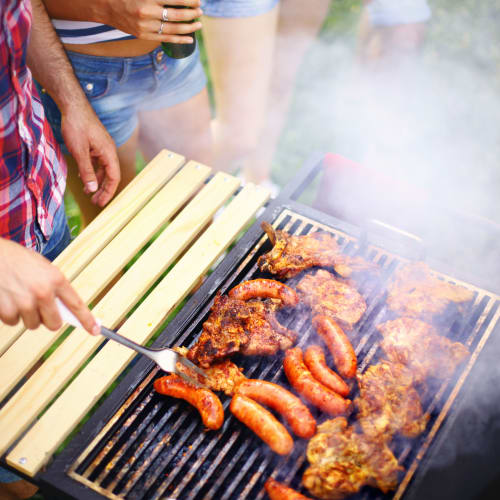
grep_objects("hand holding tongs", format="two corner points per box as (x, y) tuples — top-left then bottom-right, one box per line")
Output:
(55, 299), (206, 387)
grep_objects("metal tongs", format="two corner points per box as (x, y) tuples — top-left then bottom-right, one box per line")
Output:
(55, 299), (206, 387)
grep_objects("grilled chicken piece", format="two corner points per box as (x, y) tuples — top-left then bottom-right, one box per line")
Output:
(303, 417), (402, 500)
(175, 347), (247, 396)
(378, 317), (469, 383)
(297, 270), (366, 330)
(355, 361), (429, 441)
(387, 262), (474, 322)
(187, 293), (297, 368)
(258, 222), (378, 279)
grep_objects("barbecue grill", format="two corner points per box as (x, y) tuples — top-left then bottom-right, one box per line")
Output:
(2, 152), (500, 500)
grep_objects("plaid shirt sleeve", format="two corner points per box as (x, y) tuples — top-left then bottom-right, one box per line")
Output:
(0, 0), (66, 251)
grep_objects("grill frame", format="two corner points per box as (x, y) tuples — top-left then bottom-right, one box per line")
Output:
(40, 155), (500, 500)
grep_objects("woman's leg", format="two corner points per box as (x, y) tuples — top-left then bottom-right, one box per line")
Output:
(65, 126), (139, 228)
(201, 6), (279, 175)
(137, 88), (213, 165)
(243, 0), (331, 184)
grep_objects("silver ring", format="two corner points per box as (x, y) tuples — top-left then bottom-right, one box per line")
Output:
(162, 7), (168, 22)
(158, 20), (165, 34)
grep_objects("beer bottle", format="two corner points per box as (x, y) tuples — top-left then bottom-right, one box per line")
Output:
(161, 5), (197, 59)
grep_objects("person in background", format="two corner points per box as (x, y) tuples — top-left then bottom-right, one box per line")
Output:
(40, 0), (212, 227)
(1, 0), (120, 497)
(200, 0), (280, 193)
(358, 0), (431, 64)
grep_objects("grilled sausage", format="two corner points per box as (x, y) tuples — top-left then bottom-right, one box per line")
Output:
(283, 347), (351, 416)
(312, 315), (357, 379)
(230, 394), (294, 455)
(264, 478), (313, 500)
(304, 345), (350, 397)
(228, 279), (299, 307)
(235, 379), (316, 438)
(154, 375), (224, 430)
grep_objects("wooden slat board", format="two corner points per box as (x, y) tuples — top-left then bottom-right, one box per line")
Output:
(0, 169), (245, 457)
(0, 160), (209, 401)
(8, 182), (270, 477)
(0, 150), (185, 355)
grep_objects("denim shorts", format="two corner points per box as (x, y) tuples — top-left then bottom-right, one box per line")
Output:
(366, 0), (431, 26)
(38, 45), (206, 151)
(35, 201), (71, 261)
(202, 0), (279, 17)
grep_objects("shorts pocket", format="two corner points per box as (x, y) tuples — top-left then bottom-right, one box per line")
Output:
(79, 75), (111, 100)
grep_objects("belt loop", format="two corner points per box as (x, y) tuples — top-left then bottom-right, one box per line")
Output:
(119, 58), (130, 83)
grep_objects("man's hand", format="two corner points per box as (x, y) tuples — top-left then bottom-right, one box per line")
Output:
(44, 0), (203, 44)
(61, 103), (120, 207)
(0, 239), (99, 334)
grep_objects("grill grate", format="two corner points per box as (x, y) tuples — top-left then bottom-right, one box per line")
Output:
(62, 209), (500, 500)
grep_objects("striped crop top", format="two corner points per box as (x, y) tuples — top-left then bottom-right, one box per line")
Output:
(51, 20), (135, 44)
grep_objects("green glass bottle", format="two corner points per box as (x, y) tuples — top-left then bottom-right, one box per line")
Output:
(161, 5), (197, 59)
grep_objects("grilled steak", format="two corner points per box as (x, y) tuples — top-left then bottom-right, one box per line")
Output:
(187, 293), (297, 368)
(297, 270), (366, 330)
(258, 222), (377, 279)
(386, 262), (474, 321)
(378, 317), (469, 383)
(303, 417), (402, 500)
(355, 361), (429, 441)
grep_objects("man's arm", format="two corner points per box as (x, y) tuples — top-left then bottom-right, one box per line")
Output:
(27, 0), (120, 207)
(0, 238), (98, 334)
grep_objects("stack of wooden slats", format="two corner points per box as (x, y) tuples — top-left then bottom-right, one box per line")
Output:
(0, 150), (269, 479)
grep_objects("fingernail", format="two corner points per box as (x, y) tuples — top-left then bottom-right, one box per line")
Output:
(92, 324), (101, 336)
(86, 181), (98, 193)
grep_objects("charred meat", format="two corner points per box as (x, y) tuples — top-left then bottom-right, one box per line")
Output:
(297, 270), (366, 330)
(386, 262), (474, 322)
(355, 361), (429, 441)
(258, 222), (377, 279)
(303, 417), (402, 500)
(187, 292), (297, 368)
(378, 317), (469, 383)
(175, 347), (247, 396)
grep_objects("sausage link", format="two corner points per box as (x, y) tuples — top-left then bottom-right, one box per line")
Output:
(312, 315), (357, 379)
(235, 379), (316, 438)
(265, 478), (313, 500)
(304, 345), (350, 397)
(228, 279), (299, 307)
(283, 347), (351, 416)
(230, 394), (294, 455)
(154, 375), (224, 430)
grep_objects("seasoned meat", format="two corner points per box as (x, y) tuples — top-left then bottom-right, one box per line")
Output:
(258, 222), (378, 279)
(297, 270), (366, 330)
(355, 361), (429, 441)
(303, 417), (402, 500)
(387, 262), (474, 321)
(175, 347), (247, 396)
(378, 317), (469, 383)
(187, 293), (297, 368)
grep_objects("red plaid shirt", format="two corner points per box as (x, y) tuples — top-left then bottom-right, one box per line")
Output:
(0, 0), (66, 250)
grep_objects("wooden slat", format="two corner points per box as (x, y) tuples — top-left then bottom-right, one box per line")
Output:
(0, 161), (210, 401)
(0, 149), (184, 354)
(7, 182), (270, 476)
(0, 172), (242, 459)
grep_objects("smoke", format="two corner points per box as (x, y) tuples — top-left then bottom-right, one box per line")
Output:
(269, 3), (500, 495)
(273, 1), (500, 287)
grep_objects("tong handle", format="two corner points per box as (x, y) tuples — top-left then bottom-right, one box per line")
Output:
(55, 299), (153, 360)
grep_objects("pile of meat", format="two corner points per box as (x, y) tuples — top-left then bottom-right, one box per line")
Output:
(154, 222), (473, 500)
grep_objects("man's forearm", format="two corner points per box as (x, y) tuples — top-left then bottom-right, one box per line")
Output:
(27, 0), (89, 113)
